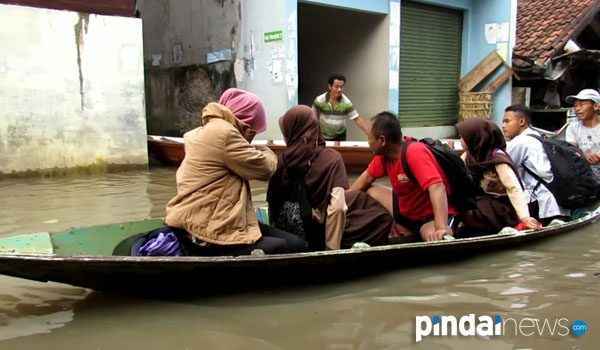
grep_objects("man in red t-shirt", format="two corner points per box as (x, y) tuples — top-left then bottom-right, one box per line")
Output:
(350, 111), (457, 241)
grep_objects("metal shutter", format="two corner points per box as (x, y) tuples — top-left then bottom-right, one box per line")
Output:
(399, 1), (462, 126)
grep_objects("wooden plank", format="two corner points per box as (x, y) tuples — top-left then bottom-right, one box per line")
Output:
(457, 51), (504, 92)
(482, 68), (514, 93)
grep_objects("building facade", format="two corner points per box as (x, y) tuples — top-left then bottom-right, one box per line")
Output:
(0, 2), (146, 177)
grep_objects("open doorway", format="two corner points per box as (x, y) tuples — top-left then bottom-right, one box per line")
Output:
(297, 2), (389, 140)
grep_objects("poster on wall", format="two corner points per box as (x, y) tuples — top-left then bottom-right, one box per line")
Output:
(496, 22), (509, 42)
(485, 23), (497, 44)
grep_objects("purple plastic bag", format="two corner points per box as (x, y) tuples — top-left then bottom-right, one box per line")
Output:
(138, 232), (182, 256)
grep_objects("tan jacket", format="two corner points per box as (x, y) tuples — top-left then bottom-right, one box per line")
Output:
(165, 103), (277, 245)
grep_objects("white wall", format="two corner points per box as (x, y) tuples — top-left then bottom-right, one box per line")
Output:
(0, 4), (147, 175)
(236, 0), (291, 141)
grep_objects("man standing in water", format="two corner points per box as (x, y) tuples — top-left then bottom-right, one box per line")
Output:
(312, 73), (368, 141)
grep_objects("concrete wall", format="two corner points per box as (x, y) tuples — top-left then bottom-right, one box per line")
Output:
(235, 0), (292, 140)
(137, 0), (240, 136)
(0, 4), (146, 177)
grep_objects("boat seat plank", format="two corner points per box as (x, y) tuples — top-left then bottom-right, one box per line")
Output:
(0, 232), (53, 255)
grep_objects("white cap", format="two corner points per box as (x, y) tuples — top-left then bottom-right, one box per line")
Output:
(566, 89), (600, 104)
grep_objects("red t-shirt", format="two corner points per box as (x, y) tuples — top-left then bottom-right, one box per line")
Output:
(366, 138), (458, 221)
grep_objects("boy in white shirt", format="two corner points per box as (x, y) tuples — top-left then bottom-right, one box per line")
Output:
(565, 88), (600, 179)
(503, 105), (570, 224)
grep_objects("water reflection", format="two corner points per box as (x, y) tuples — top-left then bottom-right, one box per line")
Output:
(0, 168), (599, 349)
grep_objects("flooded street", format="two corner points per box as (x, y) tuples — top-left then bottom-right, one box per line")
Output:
(0, 167), (599, 349)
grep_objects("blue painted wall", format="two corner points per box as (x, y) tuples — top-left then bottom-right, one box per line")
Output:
(469, 0), (513, 124)
(300, 0), (389, 14)
(400, 0), (513, 125)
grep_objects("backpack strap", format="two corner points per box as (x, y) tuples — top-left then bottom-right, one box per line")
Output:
(401, 140), (417, 183)
(522, 134), (550, 200)
(521, 163), (544, 203)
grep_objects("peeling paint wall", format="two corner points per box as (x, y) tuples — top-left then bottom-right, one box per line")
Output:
(138, 0), (240, 136)
(0, 4), (147, 177)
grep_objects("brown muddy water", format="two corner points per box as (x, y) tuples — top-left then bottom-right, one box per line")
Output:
(0, 166), (599, 349)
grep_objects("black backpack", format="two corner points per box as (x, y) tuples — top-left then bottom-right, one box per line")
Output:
(523, 134), (600, 209)
(401, 138), (481, 212)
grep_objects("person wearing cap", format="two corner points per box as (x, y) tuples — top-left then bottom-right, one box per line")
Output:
(565, 88), (600, 179)
(312, 73), (369, 141)
(164, 88), (307, 256)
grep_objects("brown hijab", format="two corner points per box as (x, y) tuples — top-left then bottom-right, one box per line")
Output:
(268, 105), (348, 209)
(456, 118), (519, 184)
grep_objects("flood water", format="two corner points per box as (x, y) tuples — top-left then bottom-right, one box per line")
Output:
(0, 166), (599, 349)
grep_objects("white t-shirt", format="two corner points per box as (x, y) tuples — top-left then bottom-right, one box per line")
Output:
(507, 128), (569, 219)
(565, 121), (600, 177)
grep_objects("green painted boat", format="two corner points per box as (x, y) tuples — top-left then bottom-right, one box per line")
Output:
(0, 210), (599, 296)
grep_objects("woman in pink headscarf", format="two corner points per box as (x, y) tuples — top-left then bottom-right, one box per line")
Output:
(164, 88), (306, 256)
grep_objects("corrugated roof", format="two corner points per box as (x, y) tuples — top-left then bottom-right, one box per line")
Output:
(514, 0), (600, 69)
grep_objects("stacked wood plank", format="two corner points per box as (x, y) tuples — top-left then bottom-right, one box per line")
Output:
(457, 51), (515, 121)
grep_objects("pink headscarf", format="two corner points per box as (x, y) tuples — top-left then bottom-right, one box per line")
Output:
(218, 88), (267, 133)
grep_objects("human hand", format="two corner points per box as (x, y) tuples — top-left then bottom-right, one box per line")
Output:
(242, 128), (257, 143)
(422, 227), (453, 242)
(521, 216), (542, 230)
(585, 153), (600, 164)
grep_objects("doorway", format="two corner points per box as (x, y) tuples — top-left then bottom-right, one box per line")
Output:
(297, 2), (389, 140)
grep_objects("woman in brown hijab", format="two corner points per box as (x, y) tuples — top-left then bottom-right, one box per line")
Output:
(456, 118), (541, 234)
(267, 105), (393, 250)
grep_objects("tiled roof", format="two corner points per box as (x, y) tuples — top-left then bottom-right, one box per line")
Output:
(514, 0), (600, 68)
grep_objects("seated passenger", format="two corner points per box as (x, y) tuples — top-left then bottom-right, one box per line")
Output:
(164, 88), (306, 256)
(350, 111), (456, 242)
(456, 118), (542, 234)
(503, 105), (570, 225)
(565, 89), (600, 180)
(267, 105), (393, 250)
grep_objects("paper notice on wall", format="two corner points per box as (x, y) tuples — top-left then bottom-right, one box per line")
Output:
(496, 43), (508, 61)
(286, 73), (297, 101)
(485, 23), (497, 44)
(272, 59), (283, 83)
(497, 22), (509, 42)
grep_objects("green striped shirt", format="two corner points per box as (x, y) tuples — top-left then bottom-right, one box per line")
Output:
(312, 92), (359, 138)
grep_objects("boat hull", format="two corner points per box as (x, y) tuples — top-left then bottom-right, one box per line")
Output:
(1, 212), (597, 296)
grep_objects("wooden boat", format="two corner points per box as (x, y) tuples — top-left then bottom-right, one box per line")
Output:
(148, 135), (375, 172)
(0, 208), (598, 296)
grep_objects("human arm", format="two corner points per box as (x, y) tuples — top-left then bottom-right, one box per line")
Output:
(224, 129), (278, 181)
(422, 182), (452, 241)
(350, 170), (376, 192)
(495, 163), (542, 230)
(324, 187), (347, 250)
(353, 117), (369, 136)
(585, 153), (600, 164)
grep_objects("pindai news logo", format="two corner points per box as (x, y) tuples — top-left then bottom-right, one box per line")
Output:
(415, 314), (587, 342)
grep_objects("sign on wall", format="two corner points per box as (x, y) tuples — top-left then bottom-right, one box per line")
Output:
(264, 30), (283, 43)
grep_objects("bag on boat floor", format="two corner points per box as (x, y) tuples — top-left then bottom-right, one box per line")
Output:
(401, 138), (481, 212)
(524, 134), (600, 209)
(113, 226), (189, 256)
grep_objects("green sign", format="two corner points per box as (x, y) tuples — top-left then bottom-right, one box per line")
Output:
(264, 30), (283, 43)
